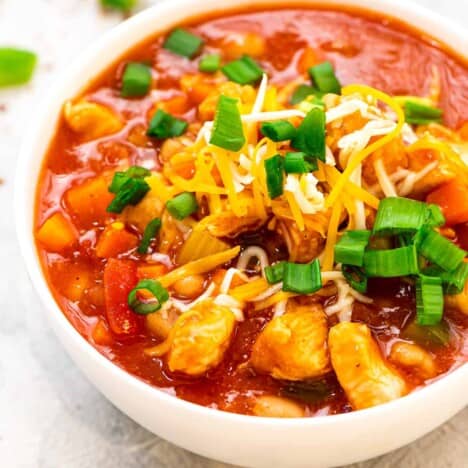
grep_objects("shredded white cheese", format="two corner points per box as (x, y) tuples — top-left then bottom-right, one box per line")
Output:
(284, 173), (325, 215)
(170, 282), (216, 313)
(219, 268), (249, 294)
(374, 158), (397, 197)
(237, 246), (270, 276)
(251, 73), (268, 114)
(213, 294), (244, 321)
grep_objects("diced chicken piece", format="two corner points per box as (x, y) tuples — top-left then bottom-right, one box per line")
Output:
(64, 100), (123, 141)
(276, 219), (325, 263)
(251, 303), (330, 381)
(389, 342), (437, 380)
(146, 300), (236, 376)
(252, 395), (305, 418)
(329, 322), (408, 410)
(362, 138), (408, 186)
(198, 81), (256, 121)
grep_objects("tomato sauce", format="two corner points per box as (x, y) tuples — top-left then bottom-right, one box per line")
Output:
(35, 7), (468, 416)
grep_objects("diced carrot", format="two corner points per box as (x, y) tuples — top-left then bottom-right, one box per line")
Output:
(137, 263), (169, 279)
(172, 159), (196, 179)
(95, 223), (139, 258)
(158, 94), (190, 115)
(92, 319), (114, 346)
(297, 47), (320, 74)
(103, 258), (140, 335)
(459, 121), (468, 141)
(36, 212), (77, 252)
(62, 267), (92, 302)
(65, 176), (114, 226)
(426, 178), (468, 226)
(222, 32), (266, 60)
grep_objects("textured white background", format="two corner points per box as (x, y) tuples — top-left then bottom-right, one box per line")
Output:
(0, 0), (467, 467)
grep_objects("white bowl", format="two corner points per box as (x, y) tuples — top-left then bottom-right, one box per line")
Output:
(15, 1), (468, 467)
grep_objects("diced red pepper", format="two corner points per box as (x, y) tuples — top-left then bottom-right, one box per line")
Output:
(456, 223), (468, 250)
(103, 259), (140, 336)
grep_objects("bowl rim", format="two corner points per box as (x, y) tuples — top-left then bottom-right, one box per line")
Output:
(15, 0), (468, 429)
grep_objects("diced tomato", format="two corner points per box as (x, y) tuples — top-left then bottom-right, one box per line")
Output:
(426, 178), (468, 226)
(103, 259), (140, 336)
(96, 223), (139, 258)
(158, 94), (190, 115)
(172, 160), (196, 179)
(456, 223), (468, 250)
(92, 319), (114, 346)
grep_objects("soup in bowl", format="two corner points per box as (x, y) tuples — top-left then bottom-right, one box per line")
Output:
(17, 0), (468, 466)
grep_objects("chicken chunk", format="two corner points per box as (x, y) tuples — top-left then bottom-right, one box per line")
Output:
(389, 342), (437, 380)
(252, 395), (305, 418)
(64, 100), (123, 141)
(146, 300), (236, 376)
(329, 322), (408, 410)
(251, 303), (330, 381)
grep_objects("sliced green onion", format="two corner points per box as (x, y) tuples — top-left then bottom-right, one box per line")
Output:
(426, 204), (445, 228)
(373, 197), (429, 235)
(404, 100), (443, 125)
(282, 260), (322, 294)
(298, 95), (325, 114)
(199, 54), (220, 73)
(418, 228), (466, 272)
(264, 261), (285, 284)
(363, 244), (419, 277)
(342, 265), (368, 293)
(163, 28), (204, 59)
(109, 166), (151, 193)
(0, 48), (37, 87)
(101, 0), (136, 11)
(308, 61), (341, 95)
(284, 152), (318, 174)
(121, 62), (152, 98)
(137, 218), (162, 254)
(401, 320), (450, 348)
(290, 84), (319, 105)
(128, 279), (169, 314)
(166, 192), (198, 220)
(209, 95), (245, 151)
(335, 230), (371, 267)
(291, 107), (326, 161)
(264, 154), (284, 199)
(147, 109), (188, 139)
(424, 262), (468, 295)
(260, 120), (297, 142)
(416, 275), (444, 325)
(221, 55), (264, 85)
(107, 178), (150, 213)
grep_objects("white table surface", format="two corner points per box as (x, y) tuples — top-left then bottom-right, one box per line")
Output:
(0, 0), (467, 466)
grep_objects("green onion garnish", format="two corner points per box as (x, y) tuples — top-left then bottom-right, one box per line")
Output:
(260, 120), (297, 142)
(101, 0), (136, 11)
(363, 244), (419, 277)
(121, 62), (152, 98)
(163, 28), (204, 59)
(166, 192), (198, 220)
(290, 84), (319, 105)
(402, 320), (450, 348)
(209, 95), (245, 151)
(264, 154), (284, 199)
(199, 54), (221, 73)
(298, 95), (325, 114)
(404, 100), (443, 125)
(137, 218), (162, 254)
(128, 279), (169, 314)
(221, 55), (264, 85)
(308, 61), (341, 95)
(334, 230), (371, 267)
(284, 152), (318, 174)
(107, 178), (150, 213)
(426, 204), (445, 228)
(147, 109), (188, 139)
(0, 48), (37, 87)
(424, 263), (468, 295)
(109, 166), (151, 193)
(373, 197), (431, 235)
(282, 260), (322, 294)
(416, 275), (444, 325)
(291, 107), (326, 161)
(418, 228), (466, 272)
(264, 261), (285, 284)
(342, 265), (368, 293)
